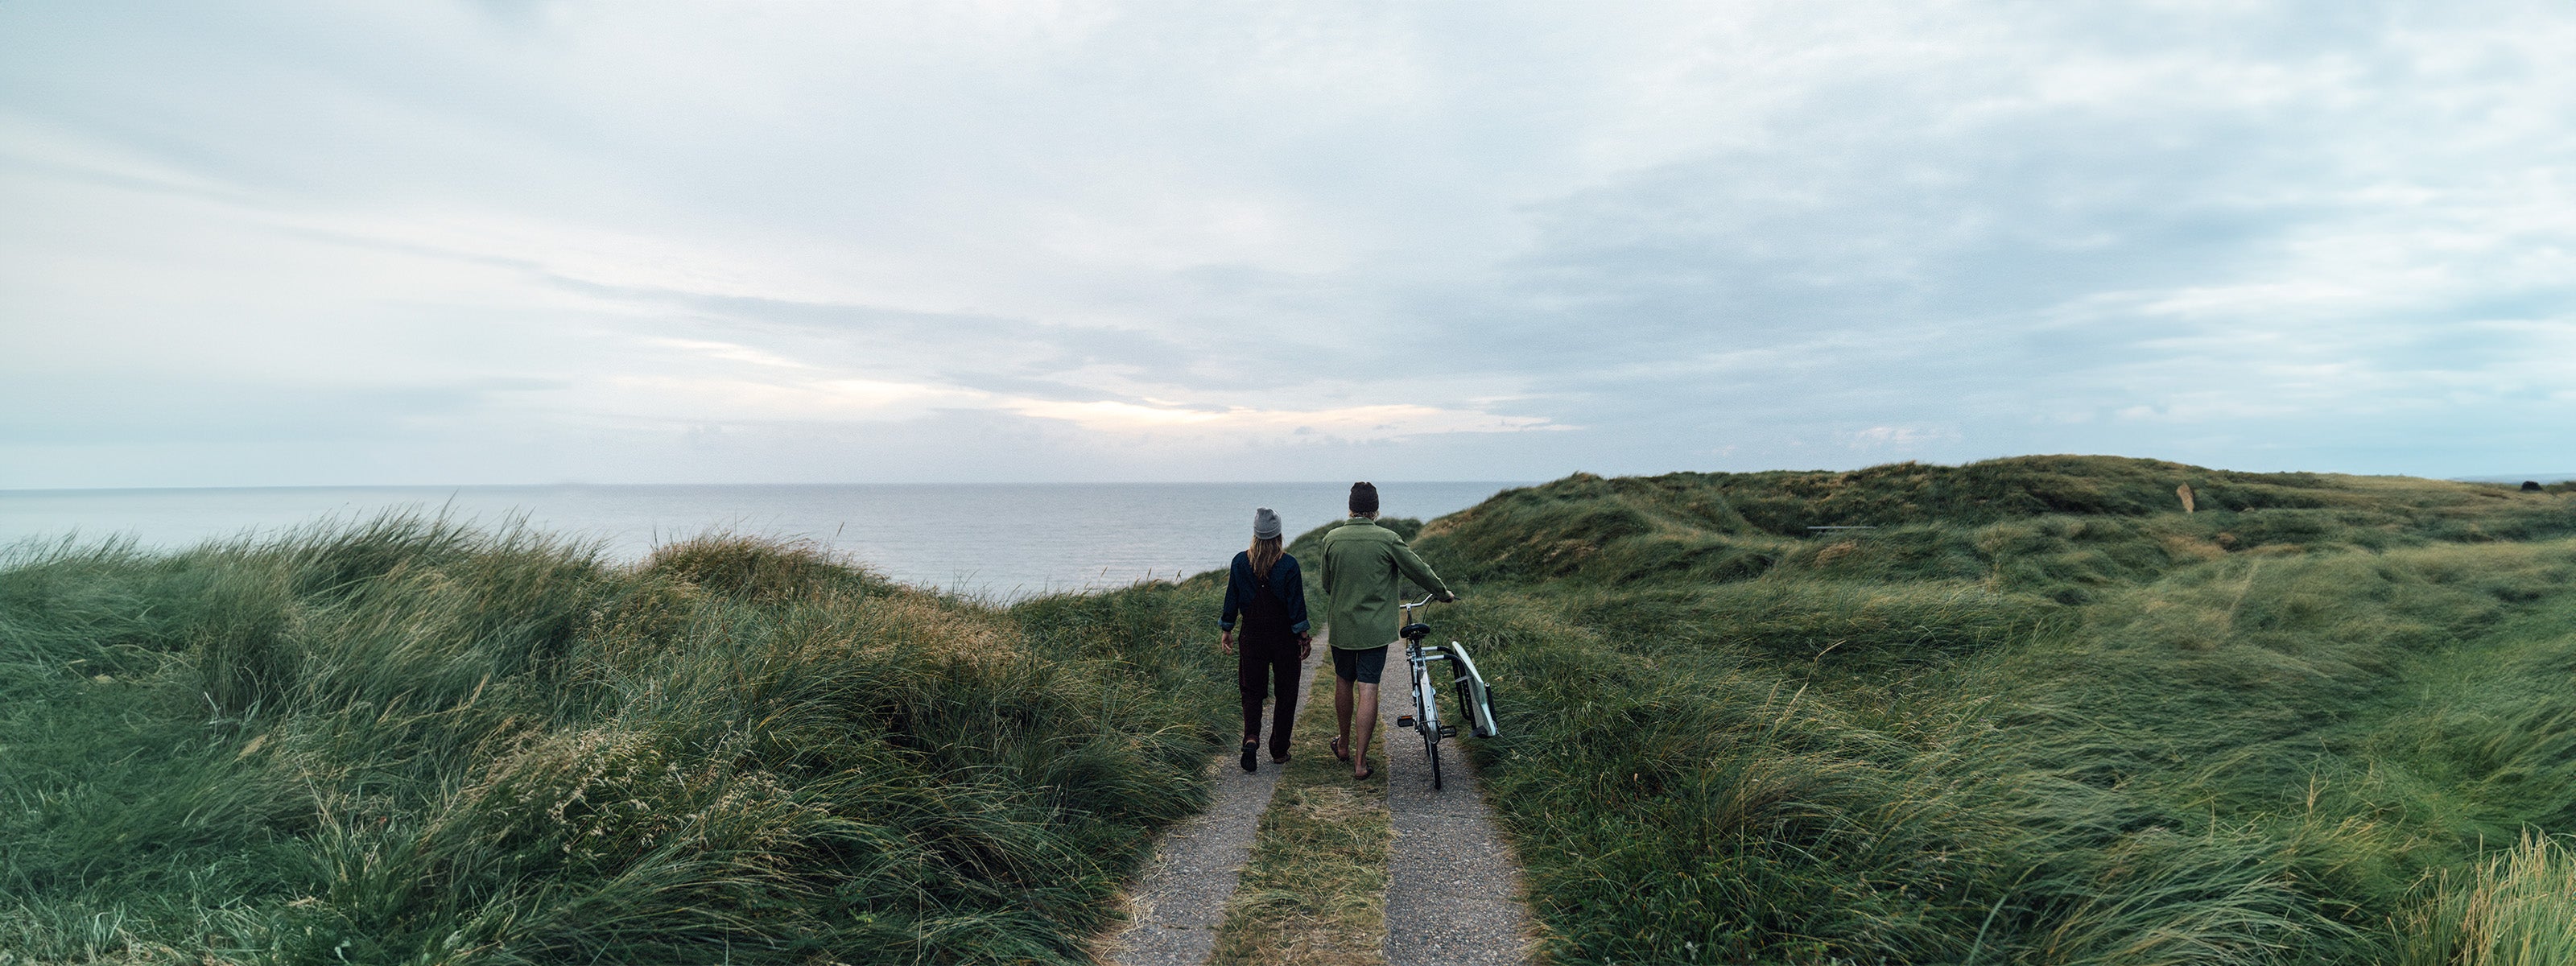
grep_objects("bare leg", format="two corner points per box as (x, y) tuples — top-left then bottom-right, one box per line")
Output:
(1334, 675), (1355, 753)
(1351, 681), (1379, 777)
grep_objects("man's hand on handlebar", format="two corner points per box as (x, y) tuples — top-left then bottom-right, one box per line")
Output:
(1439, 591), (1459, 603)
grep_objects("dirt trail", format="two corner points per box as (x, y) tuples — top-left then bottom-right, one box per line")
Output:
(1376, 646), (1536, 966)
(1104, 645), (1324, 966)
(1106, 633), (1538, 966)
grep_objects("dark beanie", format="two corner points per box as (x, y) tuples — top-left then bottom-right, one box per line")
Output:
(1349, 481), (1380, 515)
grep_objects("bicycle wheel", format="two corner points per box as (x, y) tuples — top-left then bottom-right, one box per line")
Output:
(1417, 667), (1443, 790)
(1424, 726), (1443, 790)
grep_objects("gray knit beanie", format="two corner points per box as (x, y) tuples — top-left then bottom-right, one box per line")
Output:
(1253, 507), (1282, 540)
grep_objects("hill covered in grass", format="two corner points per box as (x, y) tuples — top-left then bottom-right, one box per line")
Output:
(0, 518), (1233, 964)
(1422, 455), (2576, 592)
(1402, 456), (2576, 964)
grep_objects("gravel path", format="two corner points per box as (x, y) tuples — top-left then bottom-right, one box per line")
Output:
(1377, 646), (1536, 966)
(1103, 644), (1324, 966)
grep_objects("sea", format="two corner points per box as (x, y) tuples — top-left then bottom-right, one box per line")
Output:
(0, 482), (1523, 600)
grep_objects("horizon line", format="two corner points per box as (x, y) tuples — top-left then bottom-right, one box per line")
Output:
(0, 479), (1546, 496)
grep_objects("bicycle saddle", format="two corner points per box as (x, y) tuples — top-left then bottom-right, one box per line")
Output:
(1399, 621), (1432, 641)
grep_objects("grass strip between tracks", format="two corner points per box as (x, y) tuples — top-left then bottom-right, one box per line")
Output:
(1210, 667), (1392, 966)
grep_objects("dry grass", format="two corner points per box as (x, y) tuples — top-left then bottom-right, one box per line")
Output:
(1210, 670), (1392, 966)
(2400, 832), (2576, 966)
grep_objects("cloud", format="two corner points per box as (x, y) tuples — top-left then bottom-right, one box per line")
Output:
(642, 338), (812, 370)
(584, 374), (979, 423)
(1002, 398), (1558, 440)
(3, 1), (2574, 485)
(1846, 425), (1963, 451)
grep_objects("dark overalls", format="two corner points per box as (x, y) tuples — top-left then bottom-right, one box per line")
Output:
(1223, 552), (1309, 758)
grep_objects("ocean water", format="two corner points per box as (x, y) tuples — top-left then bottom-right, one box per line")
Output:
(0, 482), (1522, 599)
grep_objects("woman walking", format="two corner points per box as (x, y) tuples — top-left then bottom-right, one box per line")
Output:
(1220, 507), (1313, 772)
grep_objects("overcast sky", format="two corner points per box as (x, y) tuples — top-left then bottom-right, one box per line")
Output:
(5, 2), (2572, 488)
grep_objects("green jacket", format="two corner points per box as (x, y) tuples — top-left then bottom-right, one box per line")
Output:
(1319, 517), (1453, 650)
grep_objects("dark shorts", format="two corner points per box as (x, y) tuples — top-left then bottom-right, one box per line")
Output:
(1331, 644), (1390, 684)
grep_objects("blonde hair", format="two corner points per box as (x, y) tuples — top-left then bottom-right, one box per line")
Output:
(1247, 535), (1284, 579)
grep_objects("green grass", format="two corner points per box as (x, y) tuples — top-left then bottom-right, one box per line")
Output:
(0, 517), (1236, 964)
(18, 456), (2576, 964)
(1397, 456), (2576, 964)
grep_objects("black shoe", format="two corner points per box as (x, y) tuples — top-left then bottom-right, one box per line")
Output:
(1241, 741), (1259, 773)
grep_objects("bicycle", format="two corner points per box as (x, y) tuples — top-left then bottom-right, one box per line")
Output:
(1391, 592), (1499, 791)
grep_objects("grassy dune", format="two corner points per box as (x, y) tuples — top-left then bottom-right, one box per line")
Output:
(1397, 456), (2576, 964)
(0, 517), (1232, 964)
(16, 457), (2576, 965)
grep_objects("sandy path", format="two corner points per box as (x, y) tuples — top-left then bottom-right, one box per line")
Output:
(1377, 645), (1536, 966)
(1104, 643), (1325, 966)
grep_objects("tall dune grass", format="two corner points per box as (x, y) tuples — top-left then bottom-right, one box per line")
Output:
(0, 515), (1232, 964)
(1407, 456), (2576, 963)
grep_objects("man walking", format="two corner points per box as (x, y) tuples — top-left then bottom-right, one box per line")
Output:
(1319, 481), (1456, 780)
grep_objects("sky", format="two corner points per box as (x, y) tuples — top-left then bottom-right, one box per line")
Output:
(4, 1), (2573, 488)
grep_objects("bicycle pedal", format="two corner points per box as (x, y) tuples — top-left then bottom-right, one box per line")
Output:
(1439, 724), (1458, 737)
(1396, 715), (1415, 728)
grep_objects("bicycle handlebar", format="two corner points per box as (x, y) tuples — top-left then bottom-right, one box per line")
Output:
(1400, 592), (1456, 613)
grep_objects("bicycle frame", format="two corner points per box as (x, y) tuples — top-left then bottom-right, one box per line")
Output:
(1397, 594), (1499, 791)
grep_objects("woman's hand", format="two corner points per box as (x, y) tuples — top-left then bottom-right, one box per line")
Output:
(1220, 630), (1235, 655)
(1297, 634), (1313, 661)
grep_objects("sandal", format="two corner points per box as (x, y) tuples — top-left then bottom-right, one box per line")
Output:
(1241, 741), (1259, 773)
(1271, 751), (1290, 765)
(1331, 736), (1350, 762)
